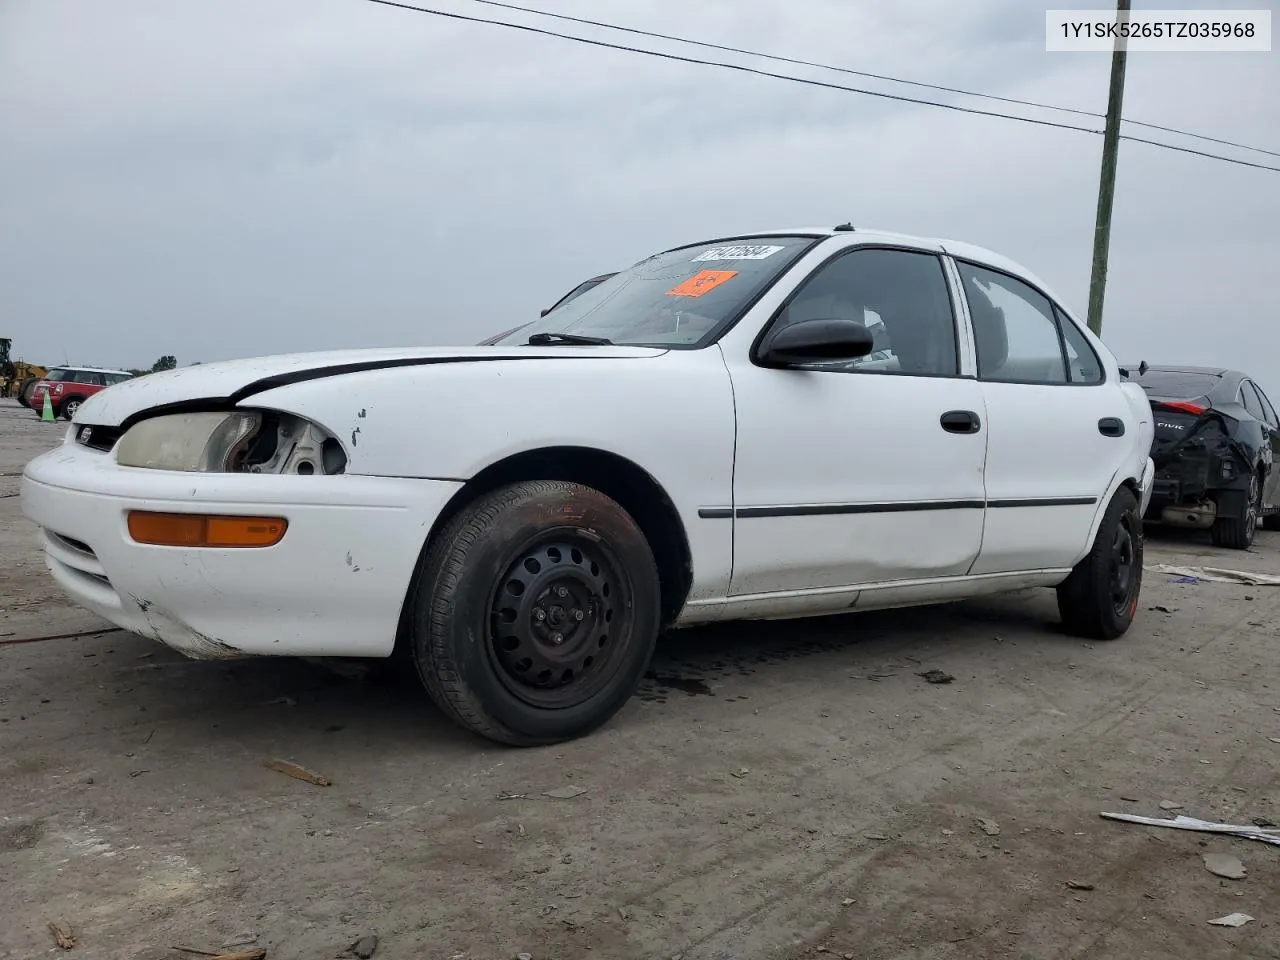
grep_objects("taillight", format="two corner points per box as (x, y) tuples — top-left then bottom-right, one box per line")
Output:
(52, 383), (64, 396)
(1159, 400), (1205, 416)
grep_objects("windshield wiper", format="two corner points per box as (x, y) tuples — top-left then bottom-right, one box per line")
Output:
(527, 332), (613, 345)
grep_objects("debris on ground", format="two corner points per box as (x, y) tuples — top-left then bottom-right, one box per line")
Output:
(340, 934), (379, 958)
(1065, 881), (1095, 891)
(863, 833), (890, 841)
(48, 920), (75, 950)
(1159, 800), (1183, 811)
(1100, 811), (1280, 847)
(840, 898), (856, 906)
(264, 758), (332, 787)
(917, 670), (954, 685)
(1252, 817), (1276, 828)
(1150, 605), (1174, 613)
(543, 785), (587, 799)
(1207, 913), (1254, 927)
(221, 934), (258, 950)
(730, 768), (750, 779)
(173, 948), (267, 960)
(977, 818), (1001, 837)
(1153, 564), (1280, 586)
(267, 697), (296, 707)
(517, 953), (534, 960)
(1203, 853), (1247, 880)
(495, 791), (527, 801)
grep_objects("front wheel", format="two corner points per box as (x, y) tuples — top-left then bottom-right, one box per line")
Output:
(1057, 486), (1143, 640)
(59, 397), (83, 421)
(1210, 472), (1260, 550)
(409, 480), (661, 746)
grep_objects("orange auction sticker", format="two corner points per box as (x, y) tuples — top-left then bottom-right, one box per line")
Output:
(665, 269), (737, 298)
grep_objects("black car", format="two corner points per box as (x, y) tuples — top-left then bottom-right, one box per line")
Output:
(477, 272), (618, 346)
(1121, 363), (1280, 549)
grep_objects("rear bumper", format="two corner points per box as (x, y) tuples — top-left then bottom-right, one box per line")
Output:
(21, 438), (463, 659)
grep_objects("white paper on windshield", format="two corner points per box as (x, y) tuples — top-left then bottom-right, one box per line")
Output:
(693, 244), (785, 262)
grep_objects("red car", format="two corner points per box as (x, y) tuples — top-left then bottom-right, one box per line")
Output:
(30, 366), (134, 420)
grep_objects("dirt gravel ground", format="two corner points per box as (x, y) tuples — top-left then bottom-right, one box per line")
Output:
(2, 398), (1279, 960)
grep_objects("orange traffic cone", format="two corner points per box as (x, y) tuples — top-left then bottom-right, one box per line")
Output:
(40, 390), (55, 422)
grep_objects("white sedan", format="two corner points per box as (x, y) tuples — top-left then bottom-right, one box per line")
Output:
(22, 225), (1155, 745)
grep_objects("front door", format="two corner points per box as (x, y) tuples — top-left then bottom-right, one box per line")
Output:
(954, 258), (1131, 574)
(724, 244), (989, 596)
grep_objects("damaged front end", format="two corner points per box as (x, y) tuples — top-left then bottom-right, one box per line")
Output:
(101, 409), (348, 476)
(1146, 400), (1252, 528)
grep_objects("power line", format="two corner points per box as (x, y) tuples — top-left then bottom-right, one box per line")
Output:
(360, 0), (1280, 174)
(463, 0), (1280, 162)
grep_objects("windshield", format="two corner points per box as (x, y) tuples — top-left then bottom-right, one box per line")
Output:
(491, 235), (819, 348)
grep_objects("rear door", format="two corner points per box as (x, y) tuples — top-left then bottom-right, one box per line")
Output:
(954, 258), (1134, 574)
(1241, 379), (1280, 508)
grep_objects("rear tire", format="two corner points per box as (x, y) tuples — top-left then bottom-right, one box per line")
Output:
(59, 397), (83, 421)
(409, 480), (661, 746)
(1057, 486), (1143, 640)
(1210, 472), (1259, 550)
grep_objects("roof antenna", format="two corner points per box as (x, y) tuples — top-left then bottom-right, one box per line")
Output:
(1139, 360), (1149, 375)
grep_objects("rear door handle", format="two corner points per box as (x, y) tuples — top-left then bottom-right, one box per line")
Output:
(1098, 417), (1125, 437)
(940, 410), (981, 434)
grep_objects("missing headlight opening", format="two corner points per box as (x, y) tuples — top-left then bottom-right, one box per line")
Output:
(114, 410), (347, 474)
(240, 412), (347, 475)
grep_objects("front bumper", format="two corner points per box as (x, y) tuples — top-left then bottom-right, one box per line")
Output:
(20, 436), (462, 659)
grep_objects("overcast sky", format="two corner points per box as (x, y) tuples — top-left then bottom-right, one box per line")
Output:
(2, 0), (1278, 389)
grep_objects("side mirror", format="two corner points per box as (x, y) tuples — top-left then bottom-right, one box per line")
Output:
(758, 318), (875, 368)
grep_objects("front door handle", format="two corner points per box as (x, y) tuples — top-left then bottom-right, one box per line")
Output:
(940, 410), (981, 434)
(1098, 417), (1126, 437)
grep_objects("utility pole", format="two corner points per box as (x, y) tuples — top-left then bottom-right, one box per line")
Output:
(1086, 0), (1130, 335)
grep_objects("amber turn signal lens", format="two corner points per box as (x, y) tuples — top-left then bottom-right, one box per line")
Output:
(126, 511), (287, 548)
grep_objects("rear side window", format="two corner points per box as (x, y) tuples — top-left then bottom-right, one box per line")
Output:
(1056, 310), (1104, 384)
(957, 261), (1066, 384)
(74, 371), (105, 386)
(1241, 381), (1267, 421)
(1254, 382), (1280, 428)
(105, 373), (131, 385)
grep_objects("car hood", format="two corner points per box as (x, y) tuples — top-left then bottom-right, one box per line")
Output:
(76, 345), (665, 427)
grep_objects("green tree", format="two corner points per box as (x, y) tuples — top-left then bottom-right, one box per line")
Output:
(151, 355), (177, 372)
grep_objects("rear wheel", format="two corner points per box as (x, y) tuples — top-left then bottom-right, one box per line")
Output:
(59, 397), (83, 421)
(1057, 486), (1143, 640)
(1210, 472), (1260, 550)
(409, 480), (661, 746)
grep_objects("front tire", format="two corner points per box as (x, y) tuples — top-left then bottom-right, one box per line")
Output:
(1057, 486), (1143, 640)
(409, 480), (661, 746)
(59, 397), (82, 421)
(1210, 471), (1260, 550)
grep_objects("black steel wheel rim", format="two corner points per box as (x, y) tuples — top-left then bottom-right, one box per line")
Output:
(1109, 517), (1137, 616)
(487, 529), (631, 709)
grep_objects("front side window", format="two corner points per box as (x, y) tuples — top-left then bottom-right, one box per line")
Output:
(764, 247), (958, 376)
(958, 261), (1067, 385)
(44, 368), (74, 382)
(489, 236), (818, 348)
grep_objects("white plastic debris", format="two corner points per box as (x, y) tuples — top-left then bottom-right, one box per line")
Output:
(1100, 812), (1280, 847)
(1207, 913), (1254, 927)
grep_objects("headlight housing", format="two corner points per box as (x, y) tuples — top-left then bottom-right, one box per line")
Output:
(115, 411), (347, 475)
